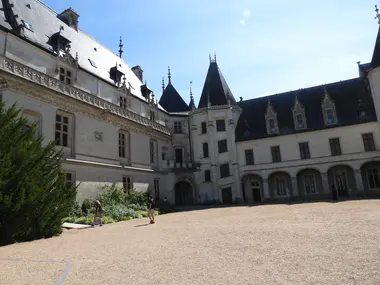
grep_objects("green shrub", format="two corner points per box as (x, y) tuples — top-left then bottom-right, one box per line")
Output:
(99, 185), (127, 206)
(126, 190), (150, 206)
(74, 216), (90, 225)
(0, 103), (77, 246)
(136, 210), (148, 217)
(102, 216), (116, 224)
(69, 202), (84, 217)
(123, 216), (133, 221)
(104, 204), (137, 221)
(62, 217), (76, 223)
(81, 199), (92, 215)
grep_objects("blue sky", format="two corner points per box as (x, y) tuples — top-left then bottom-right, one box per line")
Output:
(42, 0), (378, 105)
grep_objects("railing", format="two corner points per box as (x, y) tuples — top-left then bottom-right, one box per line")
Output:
(0, 55), (171, 135)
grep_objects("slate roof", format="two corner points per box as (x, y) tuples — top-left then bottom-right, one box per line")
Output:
(235, 78), (377, 142)
(198, 60), (237, 108)
(0, 0), (166, 111)
(159, 81), (190, 113)
(371, 25), (380, 69)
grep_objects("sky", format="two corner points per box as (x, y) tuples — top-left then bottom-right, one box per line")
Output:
(41, 0), (379, 106)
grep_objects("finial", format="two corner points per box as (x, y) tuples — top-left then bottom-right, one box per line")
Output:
(118, 36), (123, 58)
(145, 80), (147, 86)
(162, 77), (165, 93)
(168, 66), (171, 83)
(376, 5), (380, 23)
(209, 54), (212, 63)
(75, 52), (78, 62)
(190, 81), (193, 99)
(214, 50), (216, 62)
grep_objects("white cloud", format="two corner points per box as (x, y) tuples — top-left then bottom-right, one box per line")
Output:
(242, 9), (251, 18)
(239, 19), (245, 25)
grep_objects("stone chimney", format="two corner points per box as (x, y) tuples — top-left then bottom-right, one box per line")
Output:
(132, 65), (144, 82)
(58, 8), (79, 31)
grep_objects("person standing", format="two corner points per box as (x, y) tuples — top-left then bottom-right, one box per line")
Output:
(92, 200), (103, 227)
(147, 196), (155, 224)
(331, 184), (338, 201)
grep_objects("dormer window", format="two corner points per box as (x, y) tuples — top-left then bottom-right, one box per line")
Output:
(321, 86), (338, 126)
(292, 96), (307, 130)
(59, 67), (72, 85)
(21, 20), (33, 32)
(265, 100), (279, 135)
(110, 65), (124, 86)
(48, 32), (71, 53)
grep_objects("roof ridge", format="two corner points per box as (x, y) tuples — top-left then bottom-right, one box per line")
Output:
(240, 77), (361, 103)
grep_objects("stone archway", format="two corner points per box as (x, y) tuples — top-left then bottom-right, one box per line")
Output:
(268, 171), (292, 200)
(327, 165), (356, 197)
(241, 174), (263, 203)
(175, 181), (194, 206)
(360, 161), (380, 196)
(296, 168), (323, 199)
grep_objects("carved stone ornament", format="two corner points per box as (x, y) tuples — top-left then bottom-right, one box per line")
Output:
(265, 100), (279, 134)
(94, 131), (103, 141)
(292, 95), (307, 130)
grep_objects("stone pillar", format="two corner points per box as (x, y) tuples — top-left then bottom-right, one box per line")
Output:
(262, 179), (270, 200)
(321, 173), (330, 195)
(291, 177), (298, 197)
(354, 169), (364, 192)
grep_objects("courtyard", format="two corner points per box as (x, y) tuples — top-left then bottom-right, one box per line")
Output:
(0, 200), (379, 285)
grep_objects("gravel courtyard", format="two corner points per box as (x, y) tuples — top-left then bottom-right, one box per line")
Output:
(0, 200), (379, 285)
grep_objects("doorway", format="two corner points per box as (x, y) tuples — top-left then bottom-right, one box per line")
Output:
(175, 181), (193, 205)
(222, 187), (233, 204)
(334, 171), (349, 197)
(175, 148), (183, 163)
(251, 180), (262, 202)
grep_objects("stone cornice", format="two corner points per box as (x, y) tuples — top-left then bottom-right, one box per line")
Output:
(0, 55), (171, 136)
(189, 104), (242, 115)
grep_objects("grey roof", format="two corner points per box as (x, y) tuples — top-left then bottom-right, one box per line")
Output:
(198, 60), (237, 108)
(1, 0), (166, 111)
(159, 81), (190, 113)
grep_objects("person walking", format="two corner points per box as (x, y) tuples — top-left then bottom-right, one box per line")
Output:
(147, 196), (155, 224)
(92, 200), (103, 227)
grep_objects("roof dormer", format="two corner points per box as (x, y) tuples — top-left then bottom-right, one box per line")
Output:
(110, 64), (124, 86)
(57, 8), (79, 31)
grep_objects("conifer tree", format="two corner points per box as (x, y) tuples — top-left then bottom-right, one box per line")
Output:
(0, 102), (76, 245)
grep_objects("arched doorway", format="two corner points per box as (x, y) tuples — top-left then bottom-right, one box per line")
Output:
(241, 174), (263, 203)
(296, 169), (323, 199)
(175, 181), (193, 206)
(327, 165), (355, 197)
(268, 171), (292, 200)
(361, 161), (380, 195)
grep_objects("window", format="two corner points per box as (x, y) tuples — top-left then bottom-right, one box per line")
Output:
(22, 110), (41, 138)
(161, 147), (168, 161)
(303, 174), (316, 194)
(204, 170), (211, 182)
(203, 142), (209, 158)
(299, 142), (310, 159)
(268, 119), (276, 133)
(122, 176), (132, 193)
(325, 108), (336, 125)
(88, 58), (97, 68)
(119, 96), (128, 109)
(275, 177), (287, 196)
(150, 140), (156, 163)
(271, 146), (281, 163)
(65, 172), (75, 188)
(216, 120), (226, 132)
(366, 168), (380, 189)
(218, 139), (228, 153)
(55, 113), (69, 147)
(220, 163), (230, 178)
(245, 149), (254, 165)
(21, 20), (33, 32)
(174, 121), (182, 133)
(329, 138), (342, 156)
(201, 122), (207, 134)
(118, 131), (130, 160)
(154, 178), (160, 201)
(362, 133), (376, 152)
(59, 67), (72, 85)
(149, 110), (155, 122)
(295, 114), (304, 129)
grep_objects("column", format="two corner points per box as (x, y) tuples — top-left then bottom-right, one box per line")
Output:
(291, 177), (298, 198)
(262, 179), (270, 200)
(321, 173), (329, 195)
(354, 169), (364, 193)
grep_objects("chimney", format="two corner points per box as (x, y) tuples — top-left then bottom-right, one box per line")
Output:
(58, 8), (79, 31)
(132, 65), (144, 82)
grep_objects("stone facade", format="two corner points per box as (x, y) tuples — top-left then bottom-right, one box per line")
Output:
(1, 1), (380, 205)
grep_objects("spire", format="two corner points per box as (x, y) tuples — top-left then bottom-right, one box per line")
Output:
(118, 36), (123, 58)
(189, 81), (196, 110)
(209, 53), (212, 63)
(162, 77), (165, 93)
(214, 50), (217, 62)
(376, 5), (380, 23)
(168, 66), (171, 83)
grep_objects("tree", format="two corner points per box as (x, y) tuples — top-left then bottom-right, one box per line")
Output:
(0, 102), (77, 245)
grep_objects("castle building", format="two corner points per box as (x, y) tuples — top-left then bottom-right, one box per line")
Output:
(1, 0), (380, 204)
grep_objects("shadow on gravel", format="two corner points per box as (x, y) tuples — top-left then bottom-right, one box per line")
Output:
(134, 224), (150, 228)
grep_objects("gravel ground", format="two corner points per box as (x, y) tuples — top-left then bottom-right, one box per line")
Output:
(0, 200), (380, 285)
